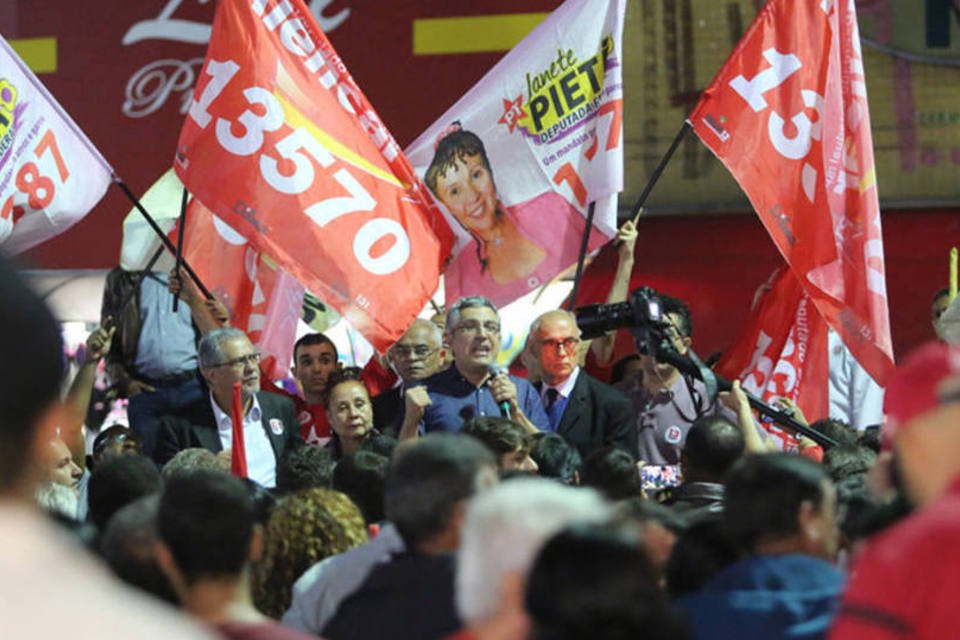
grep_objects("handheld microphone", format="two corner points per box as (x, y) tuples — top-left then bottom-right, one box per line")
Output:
(487, 364), (512, 419)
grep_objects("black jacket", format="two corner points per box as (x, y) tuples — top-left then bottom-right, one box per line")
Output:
(536, 371), (637, 459)
(155, 391), (303, 466)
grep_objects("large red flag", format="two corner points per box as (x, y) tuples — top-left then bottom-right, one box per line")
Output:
(174, 0), (453, 352)
(179, 199), (304, 380)
(716, 268), (830, 451)
(688, 0), (893, 384)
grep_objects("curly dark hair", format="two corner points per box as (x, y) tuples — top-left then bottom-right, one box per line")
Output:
(252, 489), (368, 618)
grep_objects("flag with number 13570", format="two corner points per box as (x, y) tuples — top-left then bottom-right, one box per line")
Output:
(174, 0), (453, 352)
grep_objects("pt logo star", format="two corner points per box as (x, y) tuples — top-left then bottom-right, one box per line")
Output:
(498, 95), (527, 133)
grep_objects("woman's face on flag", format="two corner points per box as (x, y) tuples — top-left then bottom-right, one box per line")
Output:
(434, 153), (498, 234)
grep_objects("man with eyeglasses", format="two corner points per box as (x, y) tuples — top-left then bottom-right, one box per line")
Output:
(372, 319), (445, 437)
(528, 309), (636, 458)
(155, 328), (303, 486)
(417, 297), (549, 436)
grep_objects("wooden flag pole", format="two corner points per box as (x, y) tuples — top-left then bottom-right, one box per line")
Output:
(566, 200), (597, 311)
(630, 121), (692, 224)
(172, 186), (189, 312)
(113, 177), (213, 300)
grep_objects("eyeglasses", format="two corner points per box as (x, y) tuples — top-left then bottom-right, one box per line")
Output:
(540, 337), (580, 353)
(390, 344), (438, 359)
(455, 321), (501, 336)
(212, 352), (261, 369)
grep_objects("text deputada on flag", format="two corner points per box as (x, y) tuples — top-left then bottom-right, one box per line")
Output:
(716, 268), (830, 451)
(687, 0), (894, 385)
(405, 0), (626, 309)
(173, 0), (454, 352)
(0, 35), (113, 255)
(180, 197), (304, 380)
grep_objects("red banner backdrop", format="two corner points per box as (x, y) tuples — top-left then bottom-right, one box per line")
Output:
(688, 0), (894, 384)
(174, 0), (454, 351)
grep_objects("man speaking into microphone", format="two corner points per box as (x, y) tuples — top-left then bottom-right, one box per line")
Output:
(415, 296), (549, 436)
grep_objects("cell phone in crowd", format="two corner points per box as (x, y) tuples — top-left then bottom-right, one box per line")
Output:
(640, 464), (683, 492)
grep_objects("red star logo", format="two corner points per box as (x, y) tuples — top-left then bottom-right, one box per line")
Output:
(498, 95), (527, 133)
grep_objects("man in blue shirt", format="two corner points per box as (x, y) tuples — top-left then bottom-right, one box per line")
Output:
(407, 296), (548, 436)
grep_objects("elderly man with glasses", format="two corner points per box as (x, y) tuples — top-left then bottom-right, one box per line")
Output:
(155, 328), (303, 486)
(411, 297), (549, 437)
(528, 309), (636, 458)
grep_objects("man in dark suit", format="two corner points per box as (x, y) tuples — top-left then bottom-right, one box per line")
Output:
(529, 310), (636, 458)
(156, 328), (302, 487)
(371, 318), (445, 436)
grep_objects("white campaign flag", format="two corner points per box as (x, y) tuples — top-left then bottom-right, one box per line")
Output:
(405, 0), (626, 308)
(0, 35), (113, 255)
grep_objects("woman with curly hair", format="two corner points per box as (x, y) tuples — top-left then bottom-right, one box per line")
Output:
(252, 488), (368, 619)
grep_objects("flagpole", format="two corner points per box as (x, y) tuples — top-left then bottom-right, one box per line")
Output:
(566, 200), (597, 311)
(113, 177), (213, 300)
(630, 121), (692, 224)
(172, 187), (189, 312)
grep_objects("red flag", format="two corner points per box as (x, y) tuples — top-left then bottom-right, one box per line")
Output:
(174, 0), (453, 352)
(230, 381), (248, 479)
(179, 199), (303, 380)
(716, 268), (829, 451)
(688, 0), (893, 384)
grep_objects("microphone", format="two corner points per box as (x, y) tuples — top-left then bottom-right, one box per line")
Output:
(487, 364), (512, 419)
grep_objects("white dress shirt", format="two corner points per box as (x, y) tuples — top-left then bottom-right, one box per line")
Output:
(210, 393), (277, 487)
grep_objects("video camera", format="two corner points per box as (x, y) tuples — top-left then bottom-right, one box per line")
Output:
(575, 286), (672, 357)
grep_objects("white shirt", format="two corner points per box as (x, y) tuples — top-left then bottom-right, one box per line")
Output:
(540, 365), (581, 406)
(210, 393), (277, 487)
(827, 329), (884, 431)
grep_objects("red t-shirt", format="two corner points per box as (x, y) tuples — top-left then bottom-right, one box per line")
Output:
(261, 377), (330, 446)
(829, 475), (960, 639)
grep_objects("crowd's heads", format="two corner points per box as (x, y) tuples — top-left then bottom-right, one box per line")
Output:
(276, 445), (335, 493)
(161, 447), (229, 481)
(932, 287), (951, 336)
(724, 453), (838, 559)
(88, 455), (162, 531)
(384, 433), (497, 550)
(456, 478), (611, 626)
(445, 297), (501, 374)
(525, 524), (684, 640)
(0, 255), (65, 495)
(823, 444), (877, 484)
(332, 451), (389, 525)
(388, 318), (444, 384)
(157, 471), (255, 594)
(665, 515), (739, 599)
(291, 333), (340, 403)
(580, 447), (640, 501)
(463, 417), (538, 474)
(609, 354), (643, 390)
(529, 433), (581, 485)
(44, 437), (83, 494)
(325, 367), (375, 445)
(529, 310), (582, 386)
(92, 425), (143, 469)
(882, 341), (960, 506)
(809, 418), (858, 451)
(253, 488), (367, 619)
(199, 328), (261, 402)
(100, 495), (178, 604)
(681, 415), (745, 483)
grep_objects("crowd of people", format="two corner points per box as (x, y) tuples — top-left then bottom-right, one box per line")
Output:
(4, 247), (959, 640)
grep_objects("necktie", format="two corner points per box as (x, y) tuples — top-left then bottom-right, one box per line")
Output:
(545, 388), (566, 432)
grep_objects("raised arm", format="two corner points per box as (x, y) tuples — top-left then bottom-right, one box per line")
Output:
(63, 324), (116, 467)
(590, 220), (638, 367)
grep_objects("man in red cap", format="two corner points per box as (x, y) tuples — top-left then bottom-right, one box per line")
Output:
(830, 342), (960, 639)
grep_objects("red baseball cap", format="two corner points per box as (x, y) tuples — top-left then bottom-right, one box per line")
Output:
(883, 342), (960, 444)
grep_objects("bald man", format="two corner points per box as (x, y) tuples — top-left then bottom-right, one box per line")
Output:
(529, 310), (636, 458)
(372, 318), (446, 437)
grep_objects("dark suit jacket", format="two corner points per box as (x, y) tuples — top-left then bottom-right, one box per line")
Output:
(155, 391), (303, 466)
(371, 386), (404, 438)
(537, 371), (637, 459)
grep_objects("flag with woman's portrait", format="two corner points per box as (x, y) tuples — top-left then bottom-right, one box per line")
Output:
(405, 0), (626, 308)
